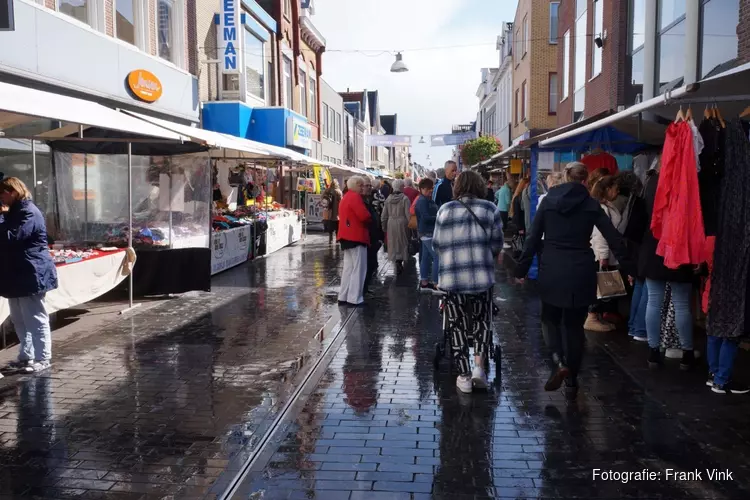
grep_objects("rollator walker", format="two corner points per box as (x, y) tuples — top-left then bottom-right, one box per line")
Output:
(433, 287), (502, 373)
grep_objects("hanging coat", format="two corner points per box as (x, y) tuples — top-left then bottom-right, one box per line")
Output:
(707, 120), (750, 339)
(381, 192), (411, 262)
(651, 121), (706, 269)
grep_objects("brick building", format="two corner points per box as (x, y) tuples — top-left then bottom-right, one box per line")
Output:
(556, 0), (745, 128)
(200, 0), (326, 159)
(511, 0), (559, 142)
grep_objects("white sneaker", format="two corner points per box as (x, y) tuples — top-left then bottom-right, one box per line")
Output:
(456, 375), (473, 394)
(632, 335), (648, 342)
(24, 361), (51, 373)
(471, 366), (488, 390)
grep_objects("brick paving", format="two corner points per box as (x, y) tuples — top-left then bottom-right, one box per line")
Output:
(2, 235), (750, 499)
(236, 260), (750, 499)
(0, 236), (348, 499)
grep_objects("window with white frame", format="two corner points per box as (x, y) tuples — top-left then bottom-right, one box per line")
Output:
(58, 0), (89, 25)
(299, 68), (308, 117)
(329, 107), (335, 142)
(116, 0), (136, 44)
(157, 0), (175, 62)
(521, 80), (527, 120)
(336, 112), (341, 143)
(283, 0), (291, 18)
(309, 77), (317, 123)
(574, 5), (587, 115)
(592, 0), (603, 77)
(562, 30), (570, 99)
(283, 56), (293, 108)
(549, 2), (560, 43)
(322, 103), (329, 138)
(245, 29), (265, 100)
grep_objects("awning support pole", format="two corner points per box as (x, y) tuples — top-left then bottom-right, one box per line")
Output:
(31, 140), (37, 201)
(121, 142), (141, 315)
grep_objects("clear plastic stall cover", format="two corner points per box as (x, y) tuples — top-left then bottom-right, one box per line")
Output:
(49, 152), (211, 249)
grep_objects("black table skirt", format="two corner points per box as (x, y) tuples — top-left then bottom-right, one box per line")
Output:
(131, 248), (211, 296)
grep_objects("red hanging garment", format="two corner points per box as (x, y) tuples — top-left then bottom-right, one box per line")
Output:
(581, 151), (618, 175)
(651, 121), (706, 269)
(702, 236), (716, 314)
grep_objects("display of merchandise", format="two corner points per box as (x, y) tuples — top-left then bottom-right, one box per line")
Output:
(49, 247), (120, 265)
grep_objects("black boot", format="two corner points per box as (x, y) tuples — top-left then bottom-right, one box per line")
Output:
(680, 350), (696, 371)
(564, 377), (579, 400)
(396, 260), (404, 275)
(648, 348), (662, 369)
(544, 353), (569, 392)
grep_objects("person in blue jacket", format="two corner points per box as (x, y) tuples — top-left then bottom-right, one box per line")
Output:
(433, 160), (458, 208)
(415, 177), (440, 293)
(0, 177), (58, 373)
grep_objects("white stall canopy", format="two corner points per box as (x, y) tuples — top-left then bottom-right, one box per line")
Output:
(0, 81), (187, 142)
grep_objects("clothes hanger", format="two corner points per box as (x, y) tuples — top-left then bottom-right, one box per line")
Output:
(685, 105), (693, 122)
(704, 104), (712, 120)
(740, 105), (750, 119)
(674, 105), (685, 123)
(715, 104), (726, 128)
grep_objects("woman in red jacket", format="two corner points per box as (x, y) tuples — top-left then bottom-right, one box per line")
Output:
(338, 176), (372, 306)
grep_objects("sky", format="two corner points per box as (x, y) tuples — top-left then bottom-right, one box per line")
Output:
(313, 0), (518, 169)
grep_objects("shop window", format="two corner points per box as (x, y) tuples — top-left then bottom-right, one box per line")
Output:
(283, 56), (293, 109)
(656, 17), (685, 93)
(309, 78), (317, 123)
(549, 2), (560, 43)
(299, 68), (308, 117)
(116, 0), (136, 45)
(58, 0), (89, 25)
(574, 8), (587, 91)
(549, 73), (558, 114)
(659, 0), (685, 30)
(157, 0), (175, 62)
(244, 29), (265, 100)
(562, 30), (570, 100)
(630, 0), (646, 52)
(700, 0), (739, 78)
(592, 0), (603, 77)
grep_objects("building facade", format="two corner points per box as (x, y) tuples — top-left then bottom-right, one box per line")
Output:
(342, 94), (369, 169)
(494, 22), (514, 150)
(476, 68), (499, 139)
(200, 0), (325, 157)
(320, 78), (343, 164)
(556, 0), (744, 127)
(0, 0), (199, 123)
(341, 89), (389, 171)
(511, 0), (559, 141)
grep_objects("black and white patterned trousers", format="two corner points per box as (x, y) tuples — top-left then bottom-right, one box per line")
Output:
(443, 289), (493, 376)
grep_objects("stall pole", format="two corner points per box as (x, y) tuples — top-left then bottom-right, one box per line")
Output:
(84, 154), (88, 242)
(168, 172), (173, 248)
(120, 142), (141, 315)
(31, 140), (37, 201)
(528, 144), (539, 281)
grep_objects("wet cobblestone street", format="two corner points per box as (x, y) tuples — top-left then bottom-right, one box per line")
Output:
(2, 235), (750, 499)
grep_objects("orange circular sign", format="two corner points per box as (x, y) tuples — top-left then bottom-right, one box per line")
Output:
(127, 70), (163, 103)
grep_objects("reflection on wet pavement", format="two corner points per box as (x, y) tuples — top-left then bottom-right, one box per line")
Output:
(238, 257), (750, 499)
(0, 237), (347, 499)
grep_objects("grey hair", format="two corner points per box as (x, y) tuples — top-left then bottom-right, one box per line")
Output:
(404, 178), (414, 187)
(426, 170), (437, 180)
(436, 168), (445, 179)
(546, 172), (564, 188)
(346, 175), (366, 191)
(392, 179), (405, 192)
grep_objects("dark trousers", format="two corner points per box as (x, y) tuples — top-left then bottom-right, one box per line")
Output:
(499, 211), (509, 228)
(541, 303), (588, 382)
(363, 242), (380, 293)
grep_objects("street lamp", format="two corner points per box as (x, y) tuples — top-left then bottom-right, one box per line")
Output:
(390, 52), (409, 73)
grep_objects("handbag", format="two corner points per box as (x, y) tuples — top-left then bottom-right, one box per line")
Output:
(408, 213), (418, 230)
(596, 267), (627, 299)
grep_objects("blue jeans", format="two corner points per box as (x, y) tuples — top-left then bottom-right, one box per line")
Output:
(645, 279), (693, 350)
(8, 293), (52, 362)
(628, 279), (648, 337)
(707, 336), (739, 386)
(419, 238), (439, 283)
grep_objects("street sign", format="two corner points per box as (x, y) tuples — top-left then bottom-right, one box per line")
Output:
(1, 0), (14, 31)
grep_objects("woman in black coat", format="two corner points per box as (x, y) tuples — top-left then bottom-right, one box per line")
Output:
(515, 163), (630, 397)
